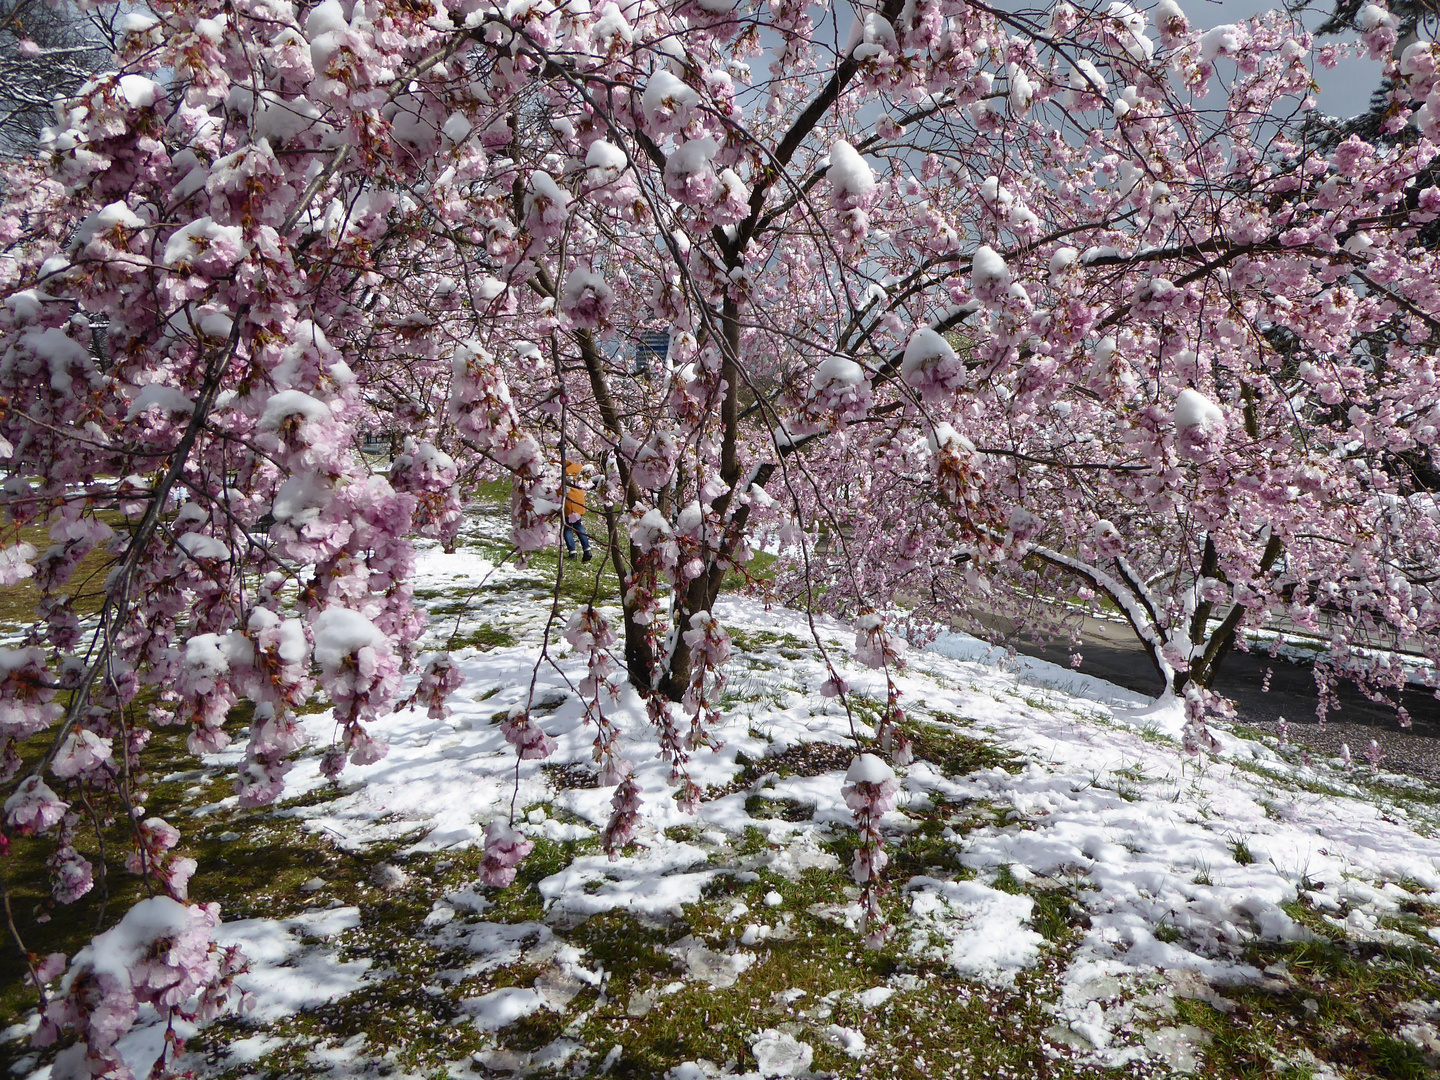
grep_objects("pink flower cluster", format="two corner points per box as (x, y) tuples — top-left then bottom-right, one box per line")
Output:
(501, 707), (557, 761)
(480, 819), (534, 888)
(36, 897), (244, 1079)
(842, 754), (901, 948)
(407, 653), (466, 720)
(389, 439), (463, 550)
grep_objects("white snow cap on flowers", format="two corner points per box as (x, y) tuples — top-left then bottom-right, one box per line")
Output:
(592, 2), (634, 43)
(846, 753), (896, 785)
(585, 139), (627, 184)
(163, 216), (245, 268)
(126, 384), (195, 420)
(971, 246), (1011, 294)
(63, 895), (200, 986)
(666, 137), (718, 176)
(1359, 3), (1398, 30)
(1155, 0), (1185, 23)
(1008, 63), (1034, 111)
(1049, 246), (1079, 279)
(117, 74), (162, 109)
(1199, 24), (1241, 62)
(176, 533), (229, 560)
(927, 422), (974, 455)
(979, 176), (1012, 206)
(901, 327), (957, 381)
(184, 633), (232, 677)
(258, 389), (331, 432)
(1070, 60), (1108, 98)
(811, 355), (865, 393)
(1102, 2), (1155, 62)
(527, 170), (570, 210)
(560, 268), (612, 305)
(1174, 388), (1225, 433)
(311, 608), (388, 671)
(827, 140), (874, 201)
(643, 69), (699, 117)
(271, 470), (332, 526)
(845, 10), (899, 60)
(72, 201), (145, 249)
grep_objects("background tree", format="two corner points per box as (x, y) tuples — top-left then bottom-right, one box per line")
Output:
(0, 1), (114, 157)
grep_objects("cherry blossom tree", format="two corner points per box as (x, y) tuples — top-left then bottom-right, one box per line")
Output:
(0, 0), (1436, 1070)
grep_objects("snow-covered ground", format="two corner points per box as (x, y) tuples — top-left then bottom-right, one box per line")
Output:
(11, 523), (1440, 1079)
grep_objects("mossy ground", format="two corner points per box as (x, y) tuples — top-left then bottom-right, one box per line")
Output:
(5, 504), (1440, 1079)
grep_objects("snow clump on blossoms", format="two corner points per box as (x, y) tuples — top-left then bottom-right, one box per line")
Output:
(827, 142), (873, 199)
(664, 138), (719, 204)
(928, 423), (984, 510)
(35, 897), (243, 1080)
(310, 608), (397, 776)
(1153, 0), (1190, 48)
(642, 69), (699, 135)
(828, 139), (875, 247)
(559, 269), (614, 330)
(389, 439), (462, 548)
(901, 328), (965, 402)
(807, 355), (872, 425)
(585, 139), (627, 187)
(843, 754), (900, 947)
(1173, 388), (1226, 457)
(1358, 3), (1400, 59)
(970, 245), (1011, 301)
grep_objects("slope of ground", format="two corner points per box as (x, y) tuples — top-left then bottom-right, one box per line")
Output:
(5, 512), (1440, 1080)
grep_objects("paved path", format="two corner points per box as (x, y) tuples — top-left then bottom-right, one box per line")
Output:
(1006, 614), (1440, 784)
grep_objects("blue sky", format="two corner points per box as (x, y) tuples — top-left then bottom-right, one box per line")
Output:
(1203, 0), (1385, 116)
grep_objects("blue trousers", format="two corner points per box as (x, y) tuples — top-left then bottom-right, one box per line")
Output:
(563, 518), (590, 555)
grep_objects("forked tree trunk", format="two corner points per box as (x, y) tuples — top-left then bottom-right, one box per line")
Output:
(1030, 533), (1285, 700)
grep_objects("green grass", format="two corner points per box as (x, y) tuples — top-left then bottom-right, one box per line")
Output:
(904, 713), (1020, 777)
(0, 510), (129, 628)
(729, 628), (809, 655)
(445, 624), (519, 651)
(0, 720), (219, 1024)
(1166, 911), (1440, 1080)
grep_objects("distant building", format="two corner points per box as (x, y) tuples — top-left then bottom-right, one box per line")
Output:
(633, 329), (669, 376)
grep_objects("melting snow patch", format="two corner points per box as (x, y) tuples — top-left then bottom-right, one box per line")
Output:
(667, 935), (756, 988)
(214, 908), (370, 1023)
(905, 876), (1043, 983)
(538, 843), (717, 926)
(462, 986), (549, 1030)
(824, 1023), (868, 1057)
(856, 986), (894, 1008)
(749, 1029), (813, 1077)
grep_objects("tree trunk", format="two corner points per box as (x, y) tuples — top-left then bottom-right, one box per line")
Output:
(1174, 534), (1284, 693)
(658, 297), (745, 701)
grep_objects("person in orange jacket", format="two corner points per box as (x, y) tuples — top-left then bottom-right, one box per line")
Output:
(562, 460), (592, 562)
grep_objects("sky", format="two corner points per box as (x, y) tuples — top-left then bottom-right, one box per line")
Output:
(986, 0), (1389, 118)
(1201, 0), (1385, 116)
